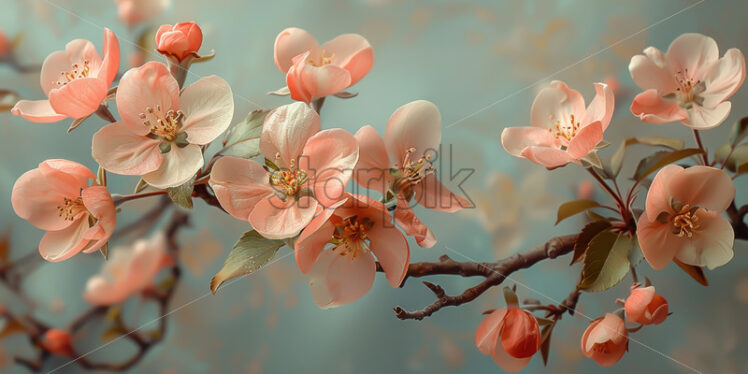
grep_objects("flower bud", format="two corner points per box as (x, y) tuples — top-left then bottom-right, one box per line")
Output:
(475, 307), (541, 372)
(42, 329), (74, 357)
(0, 30), (10, 59)
(155, 22), (203, 61)
(581, 313), (628, 367)
(624, 286), (669, 325)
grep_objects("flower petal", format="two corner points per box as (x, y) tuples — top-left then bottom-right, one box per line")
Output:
(685, 101), (731, 130)
(666, 33), (719, 79)
(476, 308), (506, 355)
(301, 128), (359, 208)
(11, 168), (74, 231)
(180, 75), (234, 145)
(249, 195), (318, 240)
(520, 146), (574, 168)
(39, 217), (90, 262)
(369, 220), (409, 288)
(298, 59), (352, 99)
(11, 99), (67, 123)
(394, 200), (436, 248)
(274, 27), (319, 73)
(143, 144), (203, 189)
(260, 102), (321, 168)
(667, 165), (735, 212)
(628, 48), (677, 93)
(630, 89), (687, 124)
(530, 80), (585, 129)
(209, 157), (274, 221)
(116, 61), (180, 132)
(636, 212), (684, 270)
(40, 51), (73, 96)
(48, 78), (107, 119)
(701, 48), (745, 107)
(384, 100), (442, 165)
(675, 211), (734, 270)
(645, 164), (683, 222)
(99, 28), (120, 86)
(295, 219), (335, 274)
(320, 33), (374, 86)
(566, 121), (603, 159)
(353, 125), (391, 194)
(500, 126), (557, 157)
(80, 186), (116, 253)
(309, 249), (376, 309)
(414, 173), (472, 213)
(582, 83), (615, 130)
(92, 121), (163, 175)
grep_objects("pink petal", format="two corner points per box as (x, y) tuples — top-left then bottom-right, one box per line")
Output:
(675, 210), (734, 270)
(500, 126), (557, 157)
(273, 27), (319, 73)
(249, 196), (318, 240)
(353, 125), (391, 194)
(666, 33), (719, 79)
(209, 157), (274, 221)
(414, 174), (472, 213)
(298, 59), (352, 99)
(667, 165), (735, 212)
(80, 186), (116, 253)
(628, 48), (677, 93)
(476, 308), (506, 355)
(384, 100), (442, 165)
(143, 144), (203, 189)
(701, 48), (745, 107)
(630, 89), (687, 124)
(11, 100), (67, 123)
(48, 77), (107, 119)
(99, 28), (120, 86)
(116, 61), (180, 133)
(260, 102), (321, 168)
(308, 248), (376, 309)
(39, 218), (90, 262)
(491, 336), (532, 372)
(92, 121), (163, 175)
(394, 200), (436, 248)
(286, 55), (313, 104)
(65, 39), (103, 72)
(41, 159), (96, 182)
(40, 51), (72, 96)
(624, 286), (656, 324)
(320, 33), (374, 86)
(301, 128), (359, 208)
(582, 83), (615, 130)
(530, 80), (585, 130)
(368, 220), (409, 288)
(566, 121), (603, 159)
(685, 102), (731, 130)
(11, 168), (74, 231)
(500, 309), (541, 359)
(180, 75), (234, 145)
(636, 212), (684, 270)
(645, 164), (683, 221)
(295, 219), (336, 274)
(520, 146), (574, 168)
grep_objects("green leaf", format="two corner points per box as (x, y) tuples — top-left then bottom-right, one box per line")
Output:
(625, 136), (685, 150)
(579, 151), (603, 169)
(728, 116), (748, 147)
(556, 200), (601, 225)
(578, 232), (636, 292)
(540, 322), (555, 366)
(210, 230), (285, 294)
(167, 180), (194, 210)
(134, 178), (150, 193)
(221, 109), (270, 158)
(570, 221), (611, 265)
(67, 112), (94, 133)
(602, 140), (626, 179)
(673, 259), (708, 286)
(102, 325), (125, 343)
(714, 143), (748, 172)
(0, 316), (26, 339)
(632, 148), (704, 182)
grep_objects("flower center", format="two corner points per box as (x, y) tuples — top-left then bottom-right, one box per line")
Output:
(269, 159), (308, 199)
(56, 60), (91, 86)
(671, 203), (700, 238)
(548, 113), (580, 142)
(592, 341), (612, 354)
(307, 49), (336, 67)
(57, 197), (87, 221)
(331, 216), (374, 257)
(391, 147), (435, 199)
(139, 105), (184, 142)
(667, 69), (706, 109)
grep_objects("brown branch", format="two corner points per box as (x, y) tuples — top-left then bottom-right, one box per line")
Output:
(193, 183), (226, 212)
(389, 234), (577, 320)
(727, 201), (747, 241)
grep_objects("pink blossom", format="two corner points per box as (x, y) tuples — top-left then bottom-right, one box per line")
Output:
(294, 194), (409, 308)
(475, 307), (541, 372)
(83, 233), (168, 306)
(624, 286), (669, 325)
(629, 33), (745, 129)
(274, 27), (374, 104)
(11, 29), (120, 123)
(501, 80), (614, 168)
(11, 160), (116, 262)
(352, 100), (472, 248)
(41, 329), (74, 357)
(581, 313), (628, 367)
(209, 102), (358, 239)
(92, 61), (234, 189)
(156, 22), (203, 61)
(637, 165), (735, 270)
(115, 0), (168, 27)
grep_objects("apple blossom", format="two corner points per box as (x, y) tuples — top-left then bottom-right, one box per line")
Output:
(501, 80), (614, 168)
(624, 286), (669, 325)
(92, 61), (234, 189)
(11, 160), (116, 262)
(156, 22), (203, 61)
(629, 33), (745, 129)
(475, 307), (541, 372)
(637, 165), (735, 270)
(294, 194), (409, 308)
(11, 29), (120, 123)
(209, 102), (358, 239)
(273, 27), (374, 104)
(581, 313), (628, 367)
(352, 100), (471, 248)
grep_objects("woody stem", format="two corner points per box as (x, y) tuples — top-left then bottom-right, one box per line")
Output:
(692, 129), (709, 165)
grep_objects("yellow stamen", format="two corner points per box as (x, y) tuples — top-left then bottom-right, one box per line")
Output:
(56, 60), (91, 86)
(139, 105), (184, 141)
(57, 197), (87, 221)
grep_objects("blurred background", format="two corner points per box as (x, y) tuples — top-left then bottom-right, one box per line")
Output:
(0, 0), (746, 372)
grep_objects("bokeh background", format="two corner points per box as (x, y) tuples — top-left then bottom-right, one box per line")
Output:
(1, 0), (746, 373)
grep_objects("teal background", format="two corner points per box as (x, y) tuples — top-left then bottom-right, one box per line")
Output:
(0, 0), (746, 373)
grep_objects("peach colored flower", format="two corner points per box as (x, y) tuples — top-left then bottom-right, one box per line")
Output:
(0, 29), (10, 59)
(294, 194), (409, 308)
(156, 22), (203, 61)
(353, 100), (472, 248)
(501, 80), (614, 168)
(11, 160), (116, 262)
(274, 27), (374, 104)
(115, 0), (168, 27)
(41, 329), (74, 357)
(92, 61), (234, 189)
(11, 29), (119, 123)
(210, 102), (358, 239)
(624, 286), (669, 325)
(581, 313), (628, 367)
(475, 307), (541, 372)
(83, 233), (168, 306)
(637, 165), (735, 270)
(629, 33), (745, 129)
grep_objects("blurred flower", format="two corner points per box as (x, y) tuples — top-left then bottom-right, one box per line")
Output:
(92, 61), (234, 188)
(624, 286), (669, 325)
(637, 165), (734, 270)
(11, 29), (119, 123)
(502, 80), (614, 169)
(11, 160), (115, 262)
(116, 0), (169, 27)
(295, 194), (409, 308)
(0, 30), (10, 59)
(83, 232), (168, 306)
(353, 100), (472, 248)
(576, 179), (595, 200)
(629, 33), (745, 129)
(41, 329), (74, 357)
(475, 307), (541, 372)
(274, 27), (374, 103)
(210, 102), (358, 239)
(581, 313), (628, 367)
(156, 22), (203, 61)
(128, 51), (145, 67)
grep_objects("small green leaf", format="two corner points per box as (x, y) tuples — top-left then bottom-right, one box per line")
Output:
(67, 113), (94, 133)
(221, 109), (270, 158)
(714, 143), (748, 172)
(134, 178), (150, 193)
(728, 116), (748, 147)
(102, 325), (125, 343)
(99, 242), (108, 260)
(167, 180), (194, 210)
(535, 317), (554, 326)
(673, 259), (708, 286)
(540, 322), (555, 366)
(503, 286), (519, 308)
(579, 151), (603, 169)
(578, 232), (636, 292)
(556, 200), (601, 225)
(632, 148), (704, 182)
(570, 221), (611, 265)
(210, 231), (285, 294)
(602, 140), (626, 179)
(625, 136), (685, 150)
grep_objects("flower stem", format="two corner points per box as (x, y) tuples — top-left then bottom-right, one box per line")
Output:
(94, 104), (116, 123)
(586, 168), (626, 214)
(113, 190), (169, 206)
(692, 129), (709, 165)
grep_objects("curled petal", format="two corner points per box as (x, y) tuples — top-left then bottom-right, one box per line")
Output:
(321, 33), (374, 86)
(81, 186), (116, 254)
(11, 100), (67, 123)
(39, 218), (90, 262)
(566, 121), (603, 160)
(308, 249), (376, 309)
(209, 157), (274, 221)
(394, 200), (436, 248)
(582, 83), (615, 130)
(274, 27), (318, 73)
(116, 61), (180, 132)
(520, 146), (574, 168)
(630, 89), (687, 124)
(180, 75), (234, 145)
(530, 80), (585, 129)
(260, 101), (321, 168)
(384, 100), (442, 165)
(99, 28), (121, 86)
(301, 128), (359, 208)
(48, 78), (107, 119)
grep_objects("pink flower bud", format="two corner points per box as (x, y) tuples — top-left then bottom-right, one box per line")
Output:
(475, 307), (541, 372)
(42, 329), (74, 357)
(581, 313), (628, 367)
(624, 286), (669, 325)
(155, 22), (203, 61)
(0, 30), (10, 59)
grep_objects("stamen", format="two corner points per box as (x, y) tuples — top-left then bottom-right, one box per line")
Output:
(138, 106), (184, 141)
(269, 169), (307, 199)
(307, 49), (336, 67)
(671, 204), (701, 238)
(56, 60), (91, 86)
(56, 197), (87, 221)
(548, 113), (580, 142)
(332, 216), (374, 257)
(391, 147), (436, 198)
